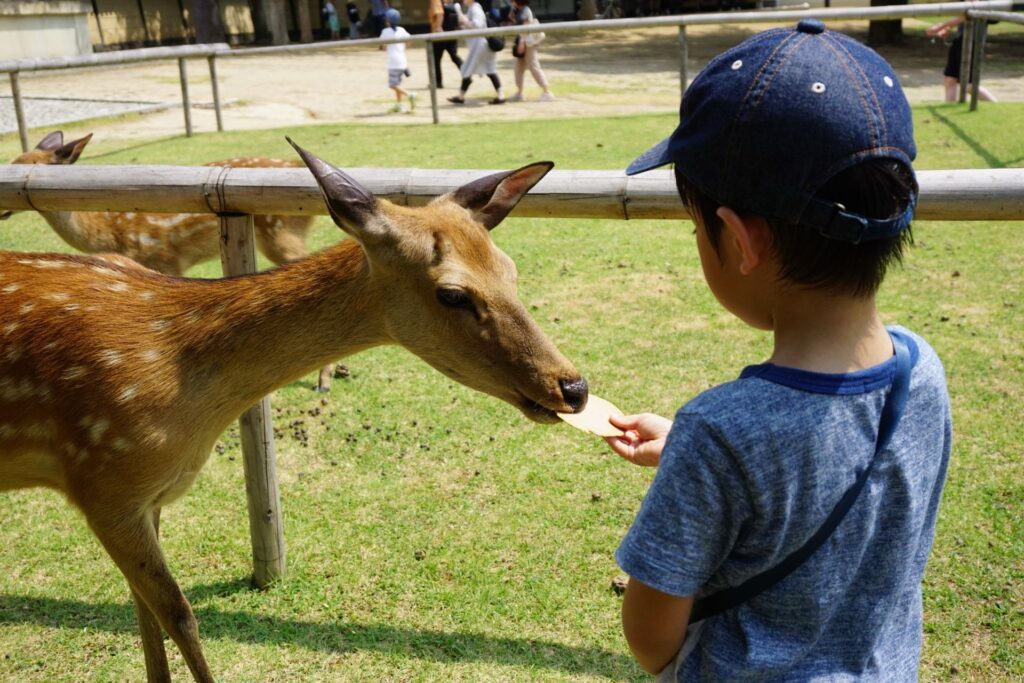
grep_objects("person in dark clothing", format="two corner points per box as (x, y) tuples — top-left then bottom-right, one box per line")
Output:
(429, 0), (464, 88)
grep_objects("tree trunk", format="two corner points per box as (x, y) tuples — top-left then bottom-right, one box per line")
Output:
(294, 0), (313, 43)
(261, 0), (289, 45)
(190, 0), (226, 44)
(867, 0), (906, 46)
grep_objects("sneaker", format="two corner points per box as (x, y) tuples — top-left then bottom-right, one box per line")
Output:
(389, 104), (403, 113)
(539, 91), (555, 102)
(488, 97), (506, 105)
(509, 92), (524, 102)
(447, 96), (465, 105)
(408, 93), (417, 112)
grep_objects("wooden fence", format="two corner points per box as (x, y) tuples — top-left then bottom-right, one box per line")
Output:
(963, 9), (1024, 110)
(1, 163), (1022, 585)
(1, 0), (1017, 149)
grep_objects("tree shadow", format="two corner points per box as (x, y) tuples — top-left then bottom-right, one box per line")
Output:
(0, 587), (637, 679)
(925, 105), (1015, 168)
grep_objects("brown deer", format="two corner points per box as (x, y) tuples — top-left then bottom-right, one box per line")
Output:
(0, 139), (588, 682)
(1, 131), (342, 392)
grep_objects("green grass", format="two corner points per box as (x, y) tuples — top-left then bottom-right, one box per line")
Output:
(1, 106), (1022, 681)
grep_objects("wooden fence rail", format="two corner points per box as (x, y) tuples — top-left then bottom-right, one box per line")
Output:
(4, 163), (1022, 585)
(2, 165), (1024, 221)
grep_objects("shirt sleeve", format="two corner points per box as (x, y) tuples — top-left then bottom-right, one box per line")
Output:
(615, 410), (753, 598)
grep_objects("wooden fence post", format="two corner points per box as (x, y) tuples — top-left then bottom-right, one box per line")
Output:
(958, 17), (973, 103)
(218, 213), (286, 588)
(178, 57), (193, 137)
(426, 41), (440, 125)
(678, 25), (688, 95)
(208, 55), (224, 132)
(968, 18), (987, 111)
(9, 72), (28, 152)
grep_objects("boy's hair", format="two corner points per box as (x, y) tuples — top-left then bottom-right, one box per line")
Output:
(675, 159), (916, 297)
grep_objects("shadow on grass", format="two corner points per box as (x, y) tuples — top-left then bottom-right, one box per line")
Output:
(0, 588), (636, 678)
(925, 105), (1015, 168)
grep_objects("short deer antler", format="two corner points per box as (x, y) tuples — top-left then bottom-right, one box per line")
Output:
(0, 140), (587, 682)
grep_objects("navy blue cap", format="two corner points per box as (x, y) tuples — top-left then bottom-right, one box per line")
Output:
(385, 8), (401, 26)
(627, 19), (917, 243)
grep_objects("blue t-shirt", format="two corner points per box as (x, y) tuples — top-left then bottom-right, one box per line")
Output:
(616, 327), (952, 681)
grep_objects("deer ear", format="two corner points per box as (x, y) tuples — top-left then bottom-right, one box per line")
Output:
(287, 137), (381, 241)
(55, 134), (93, 165)
(35, 131), (65, 152)
(449, 161), (554, 230)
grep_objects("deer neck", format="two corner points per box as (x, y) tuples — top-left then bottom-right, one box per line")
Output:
(180, 239), (386, 416)
(39, 211), (119, 254)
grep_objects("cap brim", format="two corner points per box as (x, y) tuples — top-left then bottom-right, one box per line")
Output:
(625, 137), (672, 176)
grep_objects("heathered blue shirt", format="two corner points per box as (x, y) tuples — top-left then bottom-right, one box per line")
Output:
(616, 327), (952, 681)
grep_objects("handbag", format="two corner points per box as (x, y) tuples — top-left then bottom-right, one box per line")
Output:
(689, 333), (914, 624)
(512, 35), (526, 58)
(485, 13), (505, 51)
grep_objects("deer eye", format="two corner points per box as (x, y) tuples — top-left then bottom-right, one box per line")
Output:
(436, 288), (475, 312)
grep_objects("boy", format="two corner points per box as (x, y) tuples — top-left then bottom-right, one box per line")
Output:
(606, 20), (952, 681)
(380, 8), (415, 113)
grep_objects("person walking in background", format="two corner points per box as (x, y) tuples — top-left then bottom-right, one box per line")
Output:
(428, 0), (464, 89)
(381, 8), (415, 113)
(926, 15), (998, 102)
(369, 0), (389, 37)
(447, 0), (505, 105)
(323, 0), (341, 39)
(508, 0), (553, 102)
(345, 1), (362, 38)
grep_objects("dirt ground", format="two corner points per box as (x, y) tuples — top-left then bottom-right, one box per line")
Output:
(12, 21), (1024, 142)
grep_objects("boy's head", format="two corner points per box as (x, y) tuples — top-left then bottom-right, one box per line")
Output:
(385, 8), (401, 27)
(628, 20), (918, 296)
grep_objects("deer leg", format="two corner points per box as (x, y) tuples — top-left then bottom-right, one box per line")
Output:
(86, 505), (214, 683)
(131, 508), (171, 683)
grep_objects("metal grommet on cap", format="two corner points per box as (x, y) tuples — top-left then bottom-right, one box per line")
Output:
(884, 76), (894, 87)
(797, 19), (826, 34)
(811, 82), (826, 94)
(731, 59), (743, 70)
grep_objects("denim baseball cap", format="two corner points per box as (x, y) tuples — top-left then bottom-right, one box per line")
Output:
(385, 8), (401, 26)
(627, 19), (917, 243)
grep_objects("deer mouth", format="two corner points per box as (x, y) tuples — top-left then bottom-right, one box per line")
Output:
(517, 394), (561, 424)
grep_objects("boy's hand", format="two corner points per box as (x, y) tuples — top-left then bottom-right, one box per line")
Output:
(604, 413), (672, 467)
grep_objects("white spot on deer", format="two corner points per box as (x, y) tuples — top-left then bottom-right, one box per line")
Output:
(86, 417), (110, 444)
(33, 260), (66, 269)
(140, 291), (156, 301)
(90, 265), (119, 276)
(4, 346), (22, 362)
(107, 282), (130, 293)
(139, 349), (161, 363)
(44, 292), (70, 303)
(138, 234), (161, 248)
(184, 311), (200, 325)
(151, 320), (171, 332)
(98, 350), (122, 367)
(118, 386), (138, 403)
(124, 212), (136, 220)
(2, 283), (21, 294)
(63, 304), (81, 313)
(3, 322), (19, 335)
(0, 378), (37, 402)
(19, 302), (34, 315)
(112, 437), (132, 452)
(62, 366), (86, 381)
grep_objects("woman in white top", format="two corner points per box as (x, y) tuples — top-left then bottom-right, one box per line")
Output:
(447, 0), (505, 105)
(509, 0), (553, 102)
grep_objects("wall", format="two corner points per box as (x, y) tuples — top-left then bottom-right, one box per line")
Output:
(0, 1), (93, 60)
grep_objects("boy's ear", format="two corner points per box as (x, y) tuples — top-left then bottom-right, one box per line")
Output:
(716, 206), (772, 275)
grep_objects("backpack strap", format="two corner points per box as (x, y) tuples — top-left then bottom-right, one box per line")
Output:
(689, 333), (913, 624)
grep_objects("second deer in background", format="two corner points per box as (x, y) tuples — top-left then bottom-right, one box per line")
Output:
(2, 131), (346, 391)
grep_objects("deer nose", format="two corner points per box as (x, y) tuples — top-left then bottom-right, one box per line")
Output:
(559, 377), (589, 413)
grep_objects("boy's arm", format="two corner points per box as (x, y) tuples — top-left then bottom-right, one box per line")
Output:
(622, 577), (694, 675)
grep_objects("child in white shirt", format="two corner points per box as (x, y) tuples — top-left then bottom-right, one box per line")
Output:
(380, 9), (415, 113)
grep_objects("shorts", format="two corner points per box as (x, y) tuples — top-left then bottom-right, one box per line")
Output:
(944, 35), (962, 79)
(388, 68), (405, 88)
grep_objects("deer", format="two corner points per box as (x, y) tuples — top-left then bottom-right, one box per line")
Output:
(0, 139), (589, 682)
(1, 131), (342, 392)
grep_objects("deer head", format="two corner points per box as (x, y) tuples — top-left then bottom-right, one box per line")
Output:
(1, 131), (93, 220)
(289, 138), (588, 421)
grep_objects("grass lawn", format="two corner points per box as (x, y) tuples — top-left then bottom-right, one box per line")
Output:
(0, 105), (1022, 681)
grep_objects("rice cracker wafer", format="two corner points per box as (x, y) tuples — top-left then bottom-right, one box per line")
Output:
(558, 394), (625, 437)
